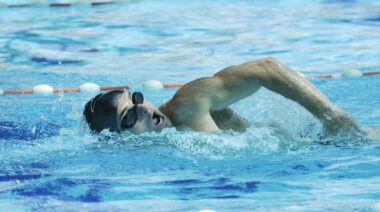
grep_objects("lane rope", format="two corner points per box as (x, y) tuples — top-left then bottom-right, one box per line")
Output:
(307, 71), (380, 78)
(1, 1), (118, 8)
(0, 70), (379, 95)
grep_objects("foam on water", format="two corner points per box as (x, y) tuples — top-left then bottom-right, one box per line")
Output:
(0, 0), (380, 210)
(1, 87), (368, 167)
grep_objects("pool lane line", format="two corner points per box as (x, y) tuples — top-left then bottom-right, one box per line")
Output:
(1, 71), (379, 95)
(363, 71), (380, 76)
(100, 86), (130, 91)
(306, 74), (333, 78)
(3, 89), (33, 94)
(92, 2), (115, 6)
(5, 1), (114, 8)
(305, 71), (380, 78)
(49, 3), (72, 7)
(7, 4), (31, 8)
(163, 83), (185, 88)
(3, 86), (131, 94)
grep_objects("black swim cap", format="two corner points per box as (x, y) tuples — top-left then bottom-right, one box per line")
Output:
(83, 90), (124, 132)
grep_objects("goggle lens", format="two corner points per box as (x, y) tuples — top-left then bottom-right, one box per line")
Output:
(121, 92), (144, 130)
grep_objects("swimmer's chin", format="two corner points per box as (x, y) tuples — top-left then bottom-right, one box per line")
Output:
(155, 114), (173, 132)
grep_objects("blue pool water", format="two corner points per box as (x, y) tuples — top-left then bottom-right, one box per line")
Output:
(0, 0), (380, 211)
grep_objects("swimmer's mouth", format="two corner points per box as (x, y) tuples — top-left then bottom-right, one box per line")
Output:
(152, 111), (165, 126)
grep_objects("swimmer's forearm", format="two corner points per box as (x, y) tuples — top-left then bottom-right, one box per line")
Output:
(230, 58), (334, 119)
(214, 57), (332, 119)
(237, 58), (362, 134)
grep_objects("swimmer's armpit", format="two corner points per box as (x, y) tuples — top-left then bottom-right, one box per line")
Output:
(210, 107), (251, 132)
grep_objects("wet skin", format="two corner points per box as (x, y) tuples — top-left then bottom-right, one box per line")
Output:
(117, 57), (363, 136)
(117, 91), (172, 134)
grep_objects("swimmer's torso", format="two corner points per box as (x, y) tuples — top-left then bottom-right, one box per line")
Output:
(159, 57), (362, 136)
(159, 73), (260, 132)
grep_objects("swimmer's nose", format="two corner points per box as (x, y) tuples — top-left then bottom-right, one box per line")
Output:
(136, 106), (148, 117)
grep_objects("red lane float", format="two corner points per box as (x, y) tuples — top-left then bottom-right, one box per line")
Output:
(363, 71), (380, 76)
(3, 89), (33, 94)
(306, 74), (333, 78)
(163, 83), (185, 88)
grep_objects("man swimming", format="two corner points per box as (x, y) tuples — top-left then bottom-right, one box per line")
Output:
(83, 57), (363, 136)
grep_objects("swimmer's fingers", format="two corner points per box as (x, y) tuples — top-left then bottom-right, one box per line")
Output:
(323, 110), (363, 137)
(362, 127), (380, 142)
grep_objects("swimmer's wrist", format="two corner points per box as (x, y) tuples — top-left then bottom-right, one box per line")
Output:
(316, 103), (338, 122)
(321, 105), (362, 135)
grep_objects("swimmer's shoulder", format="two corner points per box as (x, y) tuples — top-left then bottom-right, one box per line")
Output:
(159, 93), (209, 124)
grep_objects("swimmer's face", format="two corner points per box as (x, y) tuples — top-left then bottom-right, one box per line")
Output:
(116, 91), (172, 134)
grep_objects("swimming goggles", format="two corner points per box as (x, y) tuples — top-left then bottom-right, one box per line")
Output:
(120, 92), (144, 130)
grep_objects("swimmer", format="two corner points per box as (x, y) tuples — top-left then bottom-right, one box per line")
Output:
(84, 57), (364, 136)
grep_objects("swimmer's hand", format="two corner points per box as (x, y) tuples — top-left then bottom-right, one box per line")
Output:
(323, 108), (380, 142)
(322, 107), (363, 137)
(363, 127), (380, 142)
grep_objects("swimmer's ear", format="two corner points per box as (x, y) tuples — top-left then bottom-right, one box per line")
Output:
(90, 93), (103, 113)
(84, 93), (103, 125)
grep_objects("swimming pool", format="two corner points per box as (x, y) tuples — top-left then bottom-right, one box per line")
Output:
(0, 0), (379, 210)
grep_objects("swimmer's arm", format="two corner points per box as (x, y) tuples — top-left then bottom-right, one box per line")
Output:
(213, 57), (362, 135)
(166, 57), (361, 134)
(210, 107), (252, 132)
